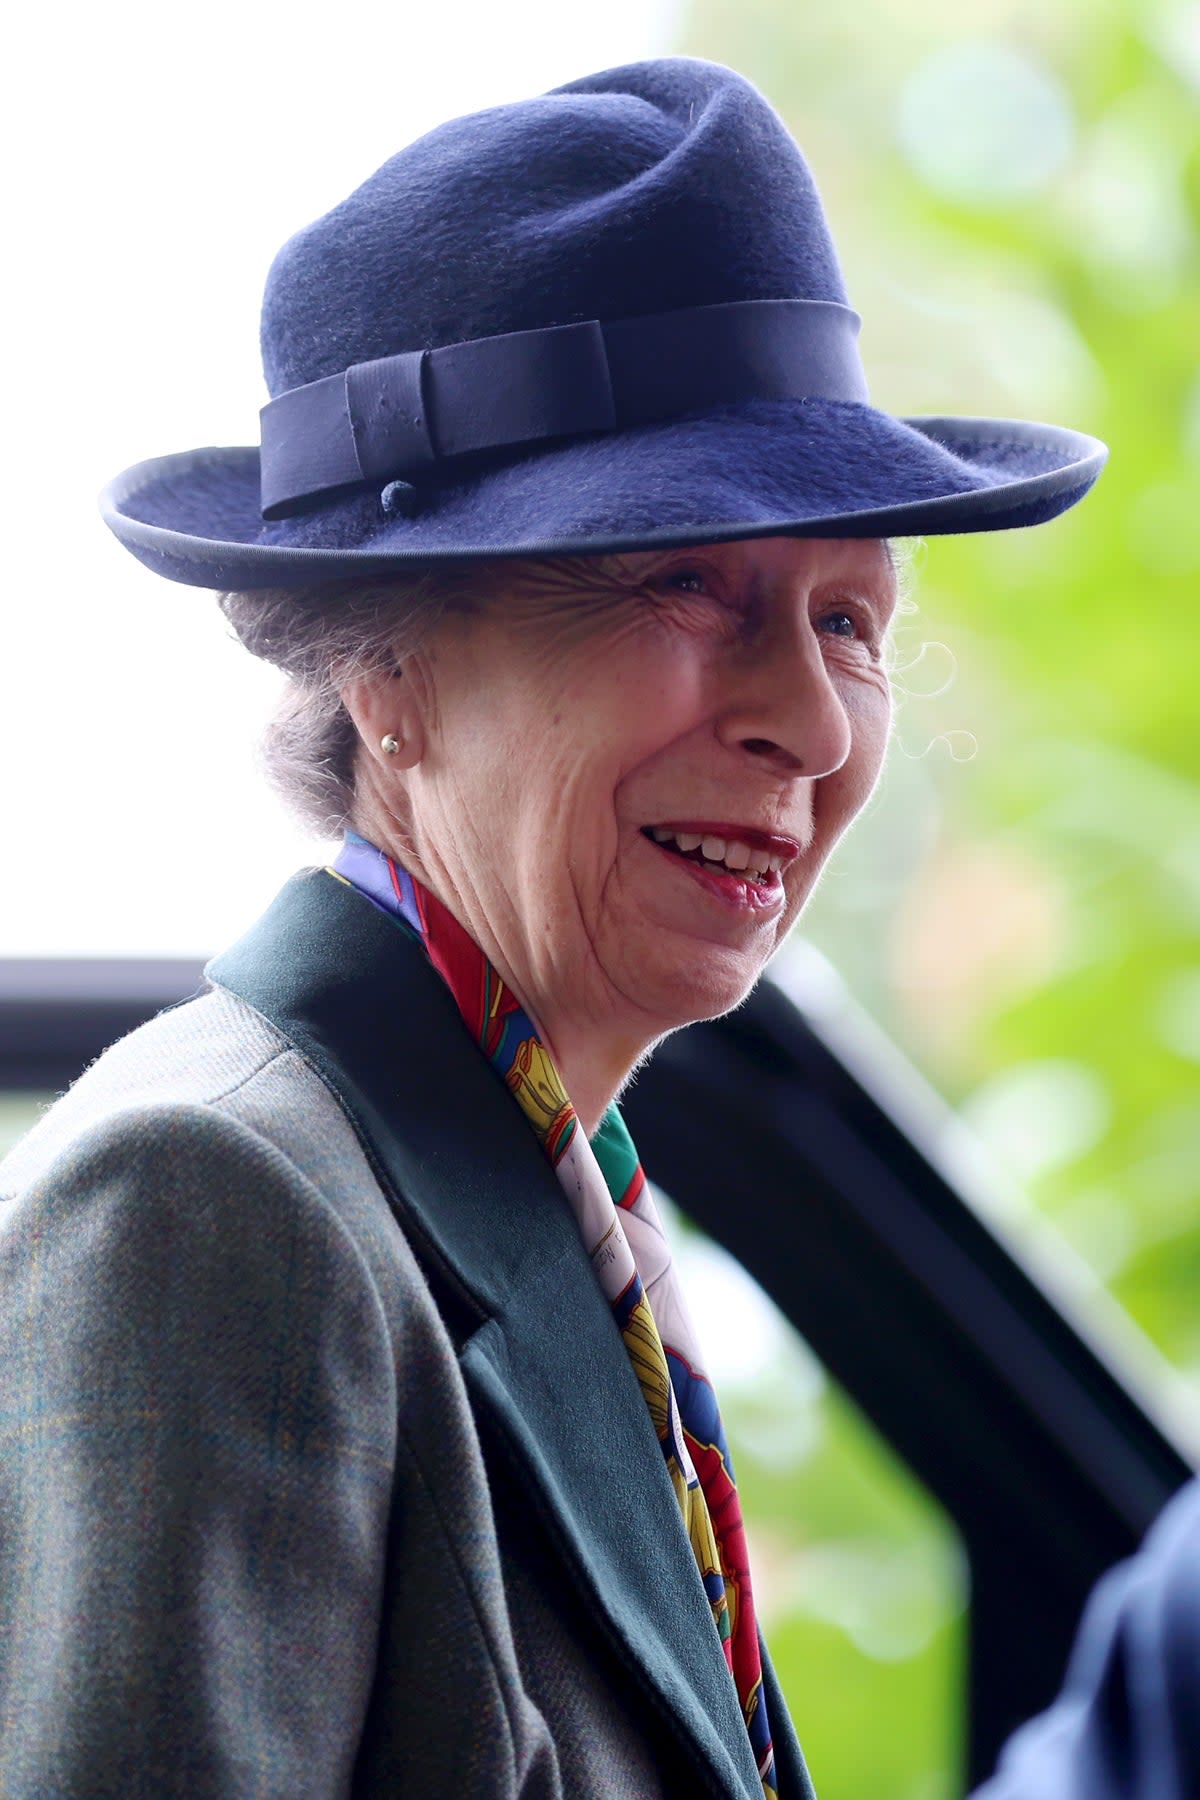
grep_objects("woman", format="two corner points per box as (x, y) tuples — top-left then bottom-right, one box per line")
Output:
(0, 56), (1106, 1800)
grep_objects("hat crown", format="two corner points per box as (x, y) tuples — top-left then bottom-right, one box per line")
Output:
(260, 58), (850, 397)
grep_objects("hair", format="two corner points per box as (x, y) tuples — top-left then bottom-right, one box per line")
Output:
(218, 565), (490, 838)
(220, 539), (920, 839)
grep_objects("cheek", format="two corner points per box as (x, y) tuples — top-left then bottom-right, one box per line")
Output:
(564, 628), (707, 716)
(849, 672), (893, 780)
(562, 648), (710, 788)
(423, 684), (550, 857)
(817, 674), (893, 829)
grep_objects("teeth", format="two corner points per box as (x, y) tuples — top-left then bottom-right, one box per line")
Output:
(648, 826), (788, 881)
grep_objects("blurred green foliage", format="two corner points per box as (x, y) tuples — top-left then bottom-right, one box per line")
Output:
(676, 1), (1199, 1793)
(0, 1097), (48, 1161)
(730, 1356), (966, 1800)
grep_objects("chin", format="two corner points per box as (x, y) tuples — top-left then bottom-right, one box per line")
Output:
(645, 951), (768, 1033)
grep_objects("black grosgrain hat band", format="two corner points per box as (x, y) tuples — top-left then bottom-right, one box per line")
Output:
(258, 298), (868, 519)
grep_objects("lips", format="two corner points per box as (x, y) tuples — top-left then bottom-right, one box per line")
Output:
(640, 820), (801, 881)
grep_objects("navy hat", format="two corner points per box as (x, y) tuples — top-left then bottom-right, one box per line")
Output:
(101, 57), (1106, 591)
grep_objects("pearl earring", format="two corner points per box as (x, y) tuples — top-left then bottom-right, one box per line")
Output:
(381, 733), (402, 755)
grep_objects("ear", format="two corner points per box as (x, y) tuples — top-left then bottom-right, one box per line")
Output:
(340, 666), (425, 771)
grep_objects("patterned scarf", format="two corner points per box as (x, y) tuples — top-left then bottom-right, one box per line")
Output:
(332, 833), (776, 1797)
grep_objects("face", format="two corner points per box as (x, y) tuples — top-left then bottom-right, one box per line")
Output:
(362, 535), (896, 1067)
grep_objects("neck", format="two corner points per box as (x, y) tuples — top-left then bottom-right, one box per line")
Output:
(478, 928), (655, 1140)
(538, 1023), (652, 1139)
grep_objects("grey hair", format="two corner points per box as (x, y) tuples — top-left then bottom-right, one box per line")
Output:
(218, 567), (486, 838)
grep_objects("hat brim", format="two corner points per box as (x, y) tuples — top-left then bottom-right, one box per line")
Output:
(101, 399), (1106, 591)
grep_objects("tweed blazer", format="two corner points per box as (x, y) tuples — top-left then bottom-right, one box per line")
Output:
(0, 869), (815, 1800)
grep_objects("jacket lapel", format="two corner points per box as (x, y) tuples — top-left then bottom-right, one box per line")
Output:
(208, 869), (769, 1799)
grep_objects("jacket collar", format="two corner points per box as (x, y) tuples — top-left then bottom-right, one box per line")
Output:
(208, 868), (809, 1800)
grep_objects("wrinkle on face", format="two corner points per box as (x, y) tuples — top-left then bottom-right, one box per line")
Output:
(357, 536), (899, 1130)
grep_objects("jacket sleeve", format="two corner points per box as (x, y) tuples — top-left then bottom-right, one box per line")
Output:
(968, 1475), (1200, 1800)
(0, 1101), (399, 1800)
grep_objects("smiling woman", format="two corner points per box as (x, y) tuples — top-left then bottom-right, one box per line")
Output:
(352, 542), (896, 1132)
(0, 54), (1104, 1800)
(225, 539), (897, 1132)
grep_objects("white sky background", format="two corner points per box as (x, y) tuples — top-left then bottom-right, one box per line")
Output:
(2, 0), (680, 957)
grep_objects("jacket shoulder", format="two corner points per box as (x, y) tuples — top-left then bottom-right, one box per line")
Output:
(1, 984), (431, 1361)
(6, 983), (316, 1183)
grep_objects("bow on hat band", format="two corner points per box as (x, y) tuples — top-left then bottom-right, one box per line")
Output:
(258, 298), (868, 520)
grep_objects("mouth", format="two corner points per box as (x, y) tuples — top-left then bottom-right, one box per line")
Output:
(639, 820), (800, 907)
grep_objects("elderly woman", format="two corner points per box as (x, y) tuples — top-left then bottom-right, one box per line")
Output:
(0, 56), (1112, 1800)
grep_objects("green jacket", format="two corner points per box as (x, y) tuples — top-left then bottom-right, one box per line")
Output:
(0, 868), (814, 1799)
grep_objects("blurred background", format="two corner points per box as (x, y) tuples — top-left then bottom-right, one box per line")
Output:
(2, 2), (1197, 1795)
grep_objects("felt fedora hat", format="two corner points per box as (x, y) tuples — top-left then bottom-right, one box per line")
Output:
(101, 57), (1107, 592)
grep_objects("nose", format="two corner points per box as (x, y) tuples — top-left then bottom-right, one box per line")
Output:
(714, 608), (854, 779)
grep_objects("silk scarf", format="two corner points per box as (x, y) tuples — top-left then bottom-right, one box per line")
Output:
(332, 832), (776, 1796)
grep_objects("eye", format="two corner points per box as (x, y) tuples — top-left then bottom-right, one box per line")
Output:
(663, 567), (707, 594)
(639, 559), (745, 638)
(817, 609), (858, 638)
